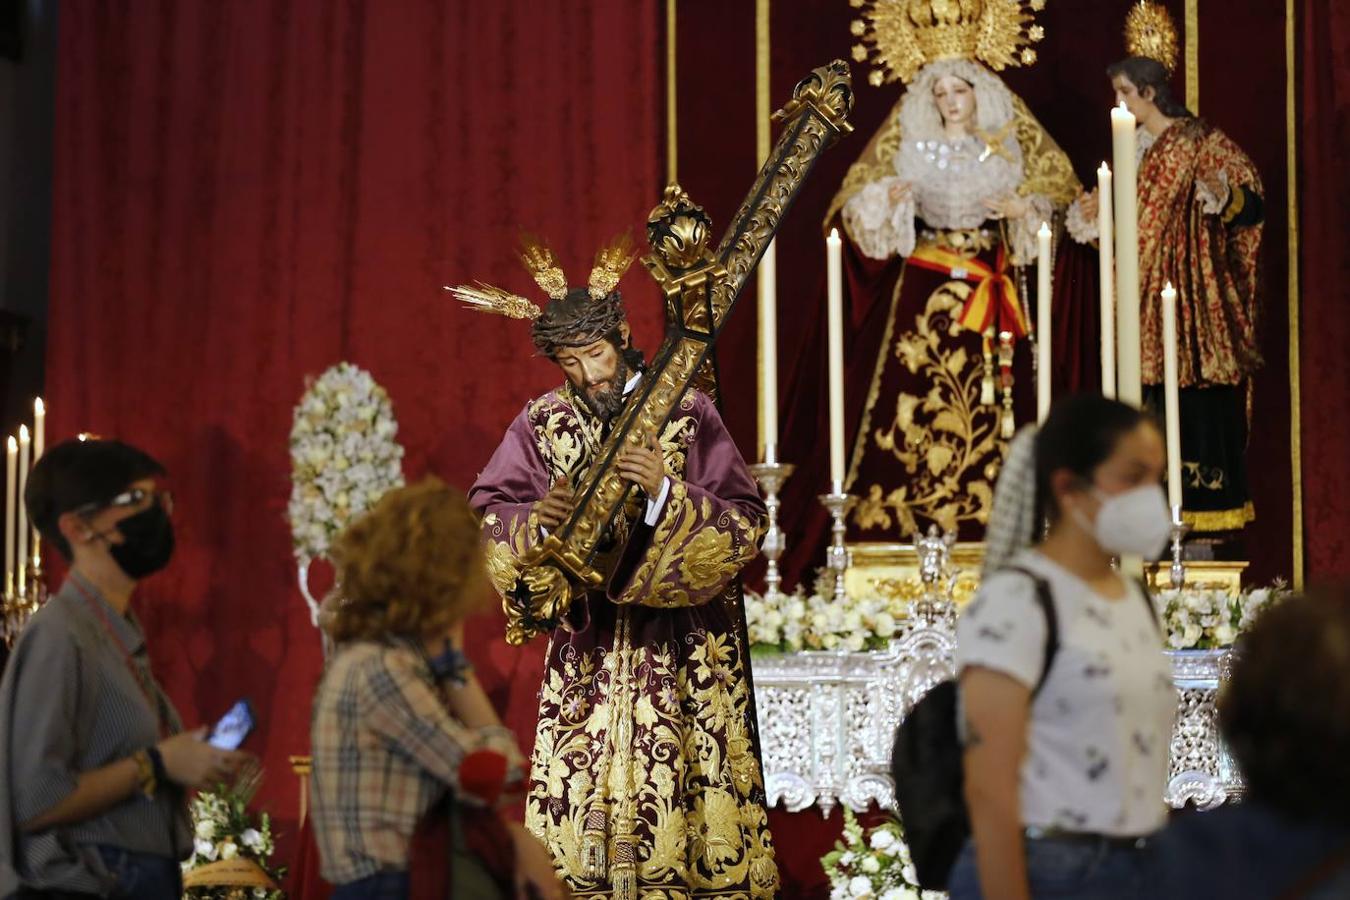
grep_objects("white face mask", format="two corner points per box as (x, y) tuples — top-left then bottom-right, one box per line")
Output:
(1073, 483), (1172, 560)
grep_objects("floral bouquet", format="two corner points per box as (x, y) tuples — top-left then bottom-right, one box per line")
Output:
(747, 573), (901, 654)
(821, 807), (939, 900)
(287, 361), (405, 562)
(1154, 582), (1289, 650)
(182, 769), (285, 899)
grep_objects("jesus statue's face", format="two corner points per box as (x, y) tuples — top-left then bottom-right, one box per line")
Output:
(555, 325), (632, 420)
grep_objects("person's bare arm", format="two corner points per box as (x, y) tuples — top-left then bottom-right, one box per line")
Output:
(961, 665), (1033, 900)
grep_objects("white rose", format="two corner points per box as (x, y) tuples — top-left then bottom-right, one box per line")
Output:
(869, 829), (897, 851)
(241, 828), (264, 851)
(1182, 622), (1203, 646)
(196, 838), (218, 861)
(1213, 623), (1237, 646)
(850, 875), (875, 897)
(840, 851), (856, 865)
(861, 855), (881, 874)
(195, 819), (215, 839)
(220, 839), (238, 860)
(832, 887), (850, 900)
(902, 863), (918, 883)
(845, 633), (866, 652)
(874, 613), (897, 638)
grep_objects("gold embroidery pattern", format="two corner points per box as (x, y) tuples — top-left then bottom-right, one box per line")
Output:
(615, 482), (763, 609)
(851, 279), (1003, 535)
(526, 623), (778, 898)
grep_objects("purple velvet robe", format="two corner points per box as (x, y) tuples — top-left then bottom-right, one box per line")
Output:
(469, 382), (779, 899)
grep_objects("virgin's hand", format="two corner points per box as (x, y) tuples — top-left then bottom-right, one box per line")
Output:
(887, 181), (913, 204)
(508, 822), (567, 900)
(617, 437), (665, 497)
(157, 728), (251, 789)
(984, 194), (1030, 220)
(1078, 188), (1099, 221)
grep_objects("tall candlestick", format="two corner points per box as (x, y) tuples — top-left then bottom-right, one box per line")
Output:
(5, 436), (15, 596)
(16, 427), (29, 597)
(1096, 163), (1117, 398)
(1036, 222), (1053, 422)
(1111, 102), (1142, 407)
(1161, 282), (1183, 512)
(758, 240), (779, 463)
(826, 229), (846, 489)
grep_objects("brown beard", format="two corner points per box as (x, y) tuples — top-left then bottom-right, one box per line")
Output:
(577, 353), (630, 421)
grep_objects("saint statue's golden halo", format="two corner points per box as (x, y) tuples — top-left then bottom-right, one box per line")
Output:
(850, 0), (1048, 87)
(1124, 1), (1180, 73)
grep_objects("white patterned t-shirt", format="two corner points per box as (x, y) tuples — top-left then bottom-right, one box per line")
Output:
(955, 550), (1176, 836)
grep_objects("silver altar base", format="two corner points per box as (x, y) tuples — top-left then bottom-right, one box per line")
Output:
(754, 639), (1242, 815)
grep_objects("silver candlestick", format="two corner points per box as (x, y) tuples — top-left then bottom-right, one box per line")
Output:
(749, 459), (795, 604)
(819, 485), (856, 603)
(1168, 504), (1191, 589)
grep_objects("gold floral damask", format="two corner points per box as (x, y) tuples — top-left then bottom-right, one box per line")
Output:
(850, 277), (1004, 536)
(527, 610), (777, 899)
(613, 482), (762, 609)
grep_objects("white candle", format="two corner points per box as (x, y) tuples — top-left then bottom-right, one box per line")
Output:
(33, 398), (45, 462)
(1111, 102), (1142, 408)
(758, 240), (779, 464)
(1036, 222), (1053, 423)
(1096, 163), (1117, 398)
(31, 398), (44, 570)
(17, 426), (29, 597)
(826, 229), (846, 490)
(1161, 282), (1183, 513)
(5, 437), (15, 596)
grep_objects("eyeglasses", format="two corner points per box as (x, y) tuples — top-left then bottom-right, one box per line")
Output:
(75, 487), (174, 517)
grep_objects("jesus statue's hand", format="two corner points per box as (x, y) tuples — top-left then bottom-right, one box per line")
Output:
(534, 476), (574, 531)
(617, 436), (666, 498)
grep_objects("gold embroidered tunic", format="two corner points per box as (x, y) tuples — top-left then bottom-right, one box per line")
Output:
(469, 384), (778, 899)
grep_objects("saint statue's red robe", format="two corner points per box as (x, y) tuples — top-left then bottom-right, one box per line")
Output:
(469, 382), (778, 900)
(1137, 117), (1264, 531)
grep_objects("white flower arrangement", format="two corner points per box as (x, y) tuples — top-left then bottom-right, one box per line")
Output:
(1154, 582), (1290, 650)
(822, 807), (939, 900)
(287, 362), (405, 561)
(182, 776), (284, 899)
(747, 575), (901, 654)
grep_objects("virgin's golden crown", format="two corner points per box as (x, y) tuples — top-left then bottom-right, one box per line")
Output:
(852, 0), (1047, 86)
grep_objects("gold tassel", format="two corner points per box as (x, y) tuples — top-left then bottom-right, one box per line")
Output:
(579, 806), (608, 881)
(998, 330), (1016, 438)
(980, 333), (995, 406)
(609, 833), (638, 900)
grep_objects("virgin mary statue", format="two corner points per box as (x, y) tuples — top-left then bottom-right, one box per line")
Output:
(779, 2), (1088, 582)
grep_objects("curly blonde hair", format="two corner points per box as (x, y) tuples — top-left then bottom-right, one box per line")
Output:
(323, 476), (488, 643)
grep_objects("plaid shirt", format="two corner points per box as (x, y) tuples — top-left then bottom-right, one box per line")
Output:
(310, 639), (521, 885)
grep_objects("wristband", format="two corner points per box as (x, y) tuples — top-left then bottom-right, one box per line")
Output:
(146, 745), (169, 788)
(132, 749), (157, 798)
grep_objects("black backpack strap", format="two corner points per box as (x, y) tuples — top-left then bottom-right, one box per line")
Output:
(1000, 566), (1058, 697)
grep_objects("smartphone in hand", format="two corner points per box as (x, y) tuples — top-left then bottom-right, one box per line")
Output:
(207, 698), (256, 750)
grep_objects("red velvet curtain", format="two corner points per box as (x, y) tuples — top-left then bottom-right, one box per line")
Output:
(1300, 1), (1350, 578)
(47, 0), (662, 870)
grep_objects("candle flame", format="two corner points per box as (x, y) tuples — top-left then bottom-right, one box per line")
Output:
(34, 398), (44, 415)
(1098, 161), (1110, 173)
(18, 425), (28, 442)
(1038, 221), (1051, 236)
(6, 436), (15, 452)
(1164, 281), (1175, 292)
(827, 227), (840, 243)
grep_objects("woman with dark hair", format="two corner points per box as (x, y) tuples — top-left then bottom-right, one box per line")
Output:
(1069, 53), (1264, 542)
(1149, 587), (1350, 897)
(946, 394), (1176, 900)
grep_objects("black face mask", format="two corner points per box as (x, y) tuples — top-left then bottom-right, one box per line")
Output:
(107, 501), (176, 579)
